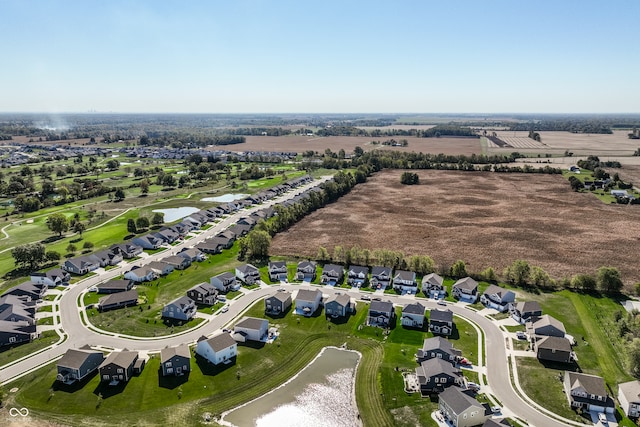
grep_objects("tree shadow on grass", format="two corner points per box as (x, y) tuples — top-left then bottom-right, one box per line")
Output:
(158, 370), (190, 390)
(41, 235), (65, 244)
(195, 354), (236, 376)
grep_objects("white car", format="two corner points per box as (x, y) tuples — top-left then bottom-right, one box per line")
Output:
(221, 305), (229, 313)
(598, 413), (608, 425)
(437, 300), (447, 306)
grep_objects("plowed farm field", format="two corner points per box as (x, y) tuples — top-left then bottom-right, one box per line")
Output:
(271, 170), (640, 286)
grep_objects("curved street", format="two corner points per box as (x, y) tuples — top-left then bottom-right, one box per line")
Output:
(0, 177), (584, 427)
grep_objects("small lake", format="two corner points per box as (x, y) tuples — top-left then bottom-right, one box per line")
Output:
(152, 207), (199, 223)
(222, 347), (360, 427)
(201, 193), (249, 203)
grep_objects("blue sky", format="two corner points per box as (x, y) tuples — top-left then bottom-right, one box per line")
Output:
(1, 0), (639, 113)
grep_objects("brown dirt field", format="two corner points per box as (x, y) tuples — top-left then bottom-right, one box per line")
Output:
(216, 135), (481, 156)
(271, 170), (640, 286)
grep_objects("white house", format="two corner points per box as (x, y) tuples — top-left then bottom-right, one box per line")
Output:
(295, 288), (323, 316)
(480, 284), (516, 312)
(619, 380), (640, 418)
(124, 267), (158, 283)
(196, 333), (237, 365)
(421, 273), (445, 298)
(233, 317), (269, 342)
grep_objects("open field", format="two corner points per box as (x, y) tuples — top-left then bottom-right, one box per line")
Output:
(211, 135), (481, 156)
(271, 169), (640, 286)
(490, 130), (638, 156)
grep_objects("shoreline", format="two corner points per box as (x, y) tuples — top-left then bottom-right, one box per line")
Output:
(219, 345), (362, 427)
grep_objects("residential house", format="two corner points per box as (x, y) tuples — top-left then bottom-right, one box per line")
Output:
(320, 264), (344, 285)
(325, 294), (352, 318)
(233, 317), (269, 342)
(0, 320), (37, 347)
(265, 291), (292, 316)
(92, 249), (123, 266)
(392, 270), (417, 292)
(30, 268), (70, 288)
(535, 336), (573, 364)
(429, 309), (455, 336)
(178, 248), (206, 263)
(0, 296), (35, 325)
(295, 261), (317, 282)
(124, 266), (158, 283)
(162, 296), (196, 321)
(229, 224), (252, 237)
(160, 344), (191, 377)
(99, 350), (140, 384)
(236, 264), (260, 285)
(346, 265), (368, 287)
(422, 273), (445, 298)
(618, 380), (640, 418)
(295, 288), (323, 316)
(97, 290), (138, 311)
(563, 371), (615, 413)
(416, 357), (464, 393)
(237, 217), (257, 227)
(210, 272), (238, 293)
(196, 333), (237, 365)
(96, 279), (133, 294)
(416, 336), (462, 364)
(147, 261), (174, 276)
(480, 284), (516, 312)
(483, 419), (512, 427)
(526, 314), (566, 338)
(56, 347), (105, 384)
(211, 235), (234, 249)
(452, 277), (478, 303)
(511, 301), (542, 323)
(268, 261), (288, 282)
(187, 282), (218, 306)
(62, 256), (99, 275)
(370, 266), (392, 290)
(110, 242), (144, 259)
(2, 281), (46, 302)
(196, 240), (224, 254)
(367, 300), (395, 328)
(162, 255), (191, 270)
(400, 302), (425, 328)
(439, 387), (491, 427)
(153, 228), (180, 244)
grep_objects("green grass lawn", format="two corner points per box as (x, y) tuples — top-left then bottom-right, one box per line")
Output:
(37, 305), (53, 313)
(0, 330), (60, 368)
(37, 317), (54, 326)
(503, 324), (525, 333)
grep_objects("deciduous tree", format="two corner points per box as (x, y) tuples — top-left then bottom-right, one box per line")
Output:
(46, 213), (69, 236)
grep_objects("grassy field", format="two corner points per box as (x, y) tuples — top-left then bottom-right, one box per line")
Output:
(85, 246), (243, 337)
(9, 297), (479, 426)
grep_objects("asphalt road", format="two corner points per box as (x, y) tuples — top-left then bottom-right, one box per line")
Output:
(0, 175), (576, 427)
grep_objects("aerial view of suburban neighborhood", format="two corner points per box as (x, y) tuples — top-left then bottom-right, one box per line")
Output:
(2, 2), (640, 427)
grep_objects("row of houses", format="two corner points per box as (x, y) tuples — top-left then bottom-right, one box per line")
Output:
(0, 280), (47, 347)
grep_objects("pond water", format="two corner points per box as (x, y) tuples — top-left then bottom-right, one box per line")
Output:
(152, 207), (199, 223)
(201, 193), (249, 203)
(222, 347), (360, 427)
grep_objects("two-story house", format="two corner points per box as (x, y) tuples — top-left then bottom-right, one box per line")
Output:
(619, 380), (640, 418)
(196, 333), (237, 365)
(347, 265), (369, 287)
(421, 273), (445, 298)
(320, 264), (344, 285)
(265, 291), (292, 316)
(268, 261), (288, 282)
(439, 387), (491, 427)
(416, 336), (462, 364)
(392, 270), (417, 292)
(563, 371), (615, 413)
(370, 266), (392, 290)
(429, 309), (454, 336)
(236, 264), (260, 285)
(162, 296), (196, 321)
(325, 294), (352, 319)
(295, 261), (317, 282)
(401, 302), (426, 328)
(295, 288), (323, 316)
(56, 346), (105, 384)
(210, 272), (238, 293)
(160, 344), (191, 377)
(367, 300), (395, 328)
(187, 282), (218, 306)
(416, 357), (464, 393)
(452, 277), (478, 303)
(480, 284), (516, 312)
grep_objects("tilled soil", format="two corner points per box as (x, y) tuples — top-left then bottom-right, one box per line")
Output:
(271, 170), (640, 286)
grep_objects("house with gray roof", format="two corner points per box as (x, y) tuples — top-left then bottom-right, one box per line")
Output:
(325, 294), (352, 319)
(110, 242), (143, 259)
(526, 314), (565, 338)
(295, 261), (317, 282)
(295, 288), (323, 316)
(196, 333), (237, 365)
(511, 301), (542, 323)
(30, 268), (70, 288)
(535, 336), (573, 364)
(480, 284), (516, 312)
(422, 273), (445, 298)
(56, 347), (105, 384)
(416, 357), (464, 393)
(429, 308), (454, 336)
(439, 387), (491, 427)
(347, 265), (368, 287)
(179, 248), (206, 263)
(367, 300), (395, 328)
(563, 371), (615, 413)
(452, 277), (478, 302)
(162, 296), (196, 321)
(124, 266), (158, 283)
(268, 261), (288, 282)
(147, 261), (174, 276)
(417, 336), (462, 363)
(187, 282), (218, 306)
(320, 264), (344, 285)
(210, 272), (238, 293)
(265, 291), (292, 316)
(619, 380), (640, 418)
(97, 290), (138, 311)
(2, 281), (46, 302)
(392, 270), (417, 292)
(236, 264), (260, 285)
(401, 302), (426, 328)
(160, 344), (191, 377)
(0, 320), (37, 347)
(162, 255), (191, 270)
(370, 266), (392, 290)
(233, 317), (269, 342)
(99, 350), (140, 384)
(0, 295), (35, 325)
(96, 279), (132, 294)
(62, 255), (100, 275)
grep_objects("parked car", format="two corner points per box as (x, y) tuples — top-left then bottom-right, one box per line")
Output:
(598, 412), (608, 425)
(221, 305), (229, 313)
(437, 300), (447, 306)
(491, 406), (501, 414)
(516, 331), (527, 340)
(467, 382), (480, 391)
(361, 295), (371, 301)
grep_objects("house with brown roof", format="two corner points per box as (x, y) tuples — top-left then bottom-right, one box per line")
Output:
(511, 301), (542, 323)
